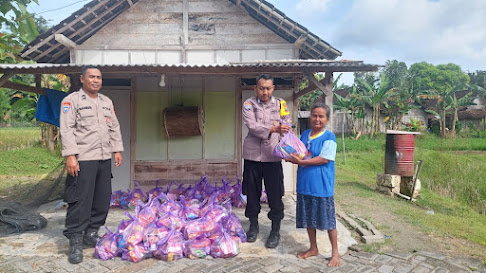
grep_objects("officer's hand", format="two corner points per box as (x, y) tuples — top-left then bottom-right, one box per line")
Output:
(279, 124), (291, 134)
(66, 155), (80, 177)
(114, 152), (123, 167)
(270, 124), (291, 134)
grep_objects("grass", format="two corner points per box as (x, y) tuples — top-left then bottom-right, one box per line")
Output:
(0, 147), (63, 176)
(0, 127), (42, 151)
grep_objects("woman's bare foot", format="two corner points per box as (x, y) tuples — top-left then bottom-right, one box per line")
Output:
(296, 248), (319, 259)
(327, 253), (341, 267)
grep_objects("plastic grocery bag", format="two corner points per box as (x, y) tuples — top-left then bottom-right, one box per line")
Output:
(95, 227), (118, 260)
(184, 236), (211, 259)
(122, 242), (149, 263)
(184, 216), (218, 240)
(260, 189), (268, 204)
(223, 205), (247, 243)
(210, 231), (241, 258)
(110, 189), (129, 209)
(128, 180), (147, 207)
(272, 131), (308, 160)
(144, 224), (170, 253)
(231, 177), (246, 208)
(147, 180), (164, 198)
(153, 229), (185, 261)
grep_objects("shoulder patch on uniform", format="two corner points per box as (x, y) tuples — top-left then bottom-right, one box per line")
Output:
(244, 101), (252, 111)
(62, 102), (71, 113)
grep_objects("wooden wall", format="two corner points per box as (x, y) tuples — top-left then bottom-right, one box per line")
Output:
(76, 0), (295, 64)
(134, 161), (238, 189)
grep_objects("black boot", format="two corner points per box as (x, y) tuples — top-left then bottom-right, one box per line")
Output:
(83, 228), (101, 248)
(265, 220), (281, 248)
(246, 217), (259, 243)
(68, 233), (83, 264)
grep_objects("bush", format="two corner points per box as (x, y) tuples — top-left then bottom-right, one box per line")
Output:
(403, 118), (426, 132)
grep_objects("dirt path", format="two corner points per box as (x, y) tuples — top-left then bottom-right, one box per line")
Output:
(336, 188), (486, 262)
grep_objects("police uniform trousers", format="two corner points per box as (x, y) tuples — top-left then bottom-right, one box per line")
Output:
(63, 159), (112, 238)
(243, 159), (284, 221)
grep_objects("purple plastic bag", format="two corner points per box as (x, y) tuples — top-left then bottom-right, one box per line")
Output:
(231, 176), (246, 208)
(147, 180), (164, 198)
(144, 223), (170, 253)
(128, 180), (147, 207)
(210, 231), (241, 258)
(260, 189), (268, 204)
(153, 229), (185, 261)
(95, 227), (118, 260)
(272, 131), (309, 160)
(110, 189), (129, 209)
(222, 204), (247, 243)
(184, 236), (211, 259)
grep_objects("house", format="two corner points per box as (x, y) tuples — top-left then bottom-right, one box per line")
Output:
(0, 0), (378, 192)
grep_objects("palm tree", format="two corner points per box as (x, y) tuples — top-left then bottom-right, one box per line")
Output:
(357, 76), (394, 137)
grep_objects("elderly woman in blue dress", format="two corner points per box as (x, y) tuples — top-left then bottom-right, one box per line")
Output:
(285, 102), (340, 267)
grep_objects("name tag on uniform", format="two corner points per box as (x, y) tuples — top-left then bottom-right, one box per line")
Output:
(78, 106), (92, 111)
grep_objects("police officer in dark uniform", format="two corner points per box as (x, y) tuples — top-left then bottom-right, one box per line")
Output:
(60, 66), (124, 264)
(242, 74), (291, 248)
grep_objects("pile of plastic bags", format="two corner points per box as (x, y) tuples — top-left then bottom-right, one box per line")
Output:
(99, 177), (247, 262)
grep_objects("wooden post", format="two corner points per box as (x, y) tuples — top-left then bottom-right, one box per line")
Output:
(48, 125), (55, 152)
(41, 123), (47, 148)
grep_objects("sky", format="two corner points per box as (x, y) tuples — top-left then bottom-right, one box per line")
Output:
(28, 0), (486, 85)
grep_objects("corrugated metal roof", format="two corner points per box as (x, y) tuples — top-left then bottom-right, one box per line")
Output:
(0, 60), (379, 75)
(21, 0), (341, 63)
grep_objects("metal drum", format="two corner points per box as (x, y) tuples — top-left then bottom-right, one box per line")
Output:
(384, 131), (418, 177)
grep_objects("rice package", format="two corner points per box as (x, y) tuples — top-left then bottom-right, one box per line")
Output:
(153, 229), (185, 261)
(184, 237), (211, 259)
(273, 131), (308, 160)
(210, 232), (241, 258)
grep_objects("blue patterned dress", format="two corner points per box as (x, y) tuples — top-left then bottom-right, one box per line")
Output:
(296, 129), (337, 230)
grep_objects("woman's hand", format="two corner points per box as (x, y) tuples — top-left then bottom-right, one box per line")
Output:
(285, 153), (303, 165)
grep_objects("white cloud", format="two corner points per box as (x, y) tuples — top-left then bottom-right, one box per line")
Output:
(295, 0), (332, 16)
(331, 0), (486, 71)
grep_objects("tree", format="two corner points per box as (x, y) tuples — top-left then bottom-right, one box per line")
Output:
(0, 0), (40, 63)
(411, 62), (470, 137)
(380, 60), (418, 130)
(298, 73), (347, 110)
(356, 75), (394, 137)
(468, 70), (486, 89)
